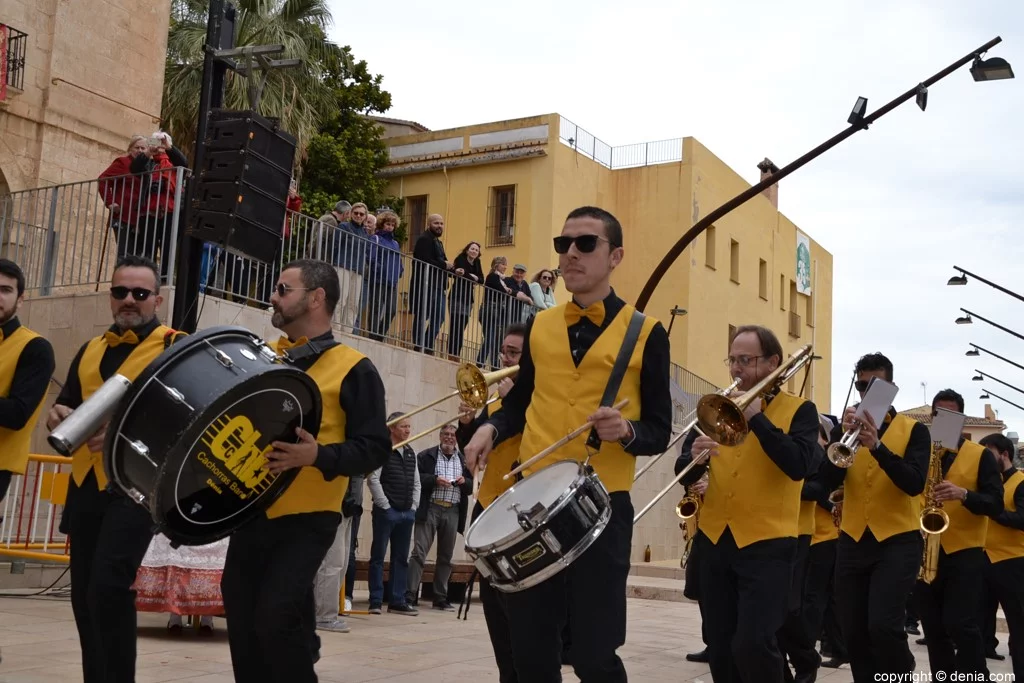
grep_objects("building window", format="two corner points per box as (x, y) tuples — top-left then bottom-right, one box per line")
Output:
(779, 274), (786, 310)
(759, 259), (768, 300)
(705, 226), (716, 269)
(403, 195), (428, 245)
(805, 291), (815, 328)
(487, 185), (517, 247)
(788, 280), (801, 338)
(730, 239), (740, 284)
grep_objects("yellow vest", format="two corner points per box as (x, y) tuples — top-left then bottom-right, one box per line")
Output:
(811, 503), (839, 545)
(0, 326), (48, 474)
(839, 414), (917, 542)
(940, 440), (988, 554)
(518, 304), (658, 494)
(477, 394), (522, 509)
(71, 326), (174, 489)
(799, 499), (815, 537)
(698, 391), (807, 548)
(265, 341), (364, 518)
(985, 470), (1024, 564)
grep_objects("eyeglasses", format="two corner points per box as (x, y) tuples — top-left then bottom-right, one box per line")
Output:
(540, 275), (552, 281)
(110, 286), (154, 301)
(854, 380), (870, 392)
(275, 283), (310, 298)
(553, 234), (612, 254)
(724, 355), (762, 368)
(501, 346), (522, 357)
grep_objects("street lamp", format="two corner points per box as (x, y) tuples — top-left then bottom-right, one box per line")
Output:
(946, 266), (1024, 304)
(980, 389), (1024, 412)
(954, 309), (1024, 343)
(965, 344), (1024, 372)
(970, 370), (1024, 397)
(971, 55), (1015, 82)
(956, 313), (973, 324)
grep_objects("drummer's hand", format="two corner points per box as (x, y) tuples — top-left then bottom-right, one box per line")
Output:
(691, 435), (720, 458)
(85, 422), (109, 453)
(464, 425), (495, 474)
(267, 427), (319, 473)
(47, 404), (73, 431)
(458, 402), (475, 425)
(588, 406), (631, 442)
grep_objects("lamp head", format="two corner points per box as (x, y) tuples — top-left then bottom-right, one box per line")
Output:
(971, 55), (1015, 82)
(980, 392), (991, 400)
(955, 314), (973, 325)
(966, 347), (980, 357)
(947, 274), (968, 286)
(972, 373), (984, 382)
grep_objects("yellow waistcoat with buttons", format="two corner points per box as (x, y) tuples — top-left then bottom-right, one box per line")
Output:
(265, 342), (363, 519)
(72, 326), (173, 489)
(811, 503), (839, 545)
(799, 500), (816, 537)
(839, 414), (916, 542)
(698, 391), (807, 548)
(518, 304), (657, 494)
(939, 440), (988, 554)
(477, 394), (522, 509)
(985, 470), (1024, 564)
(0, 326), (48, 474)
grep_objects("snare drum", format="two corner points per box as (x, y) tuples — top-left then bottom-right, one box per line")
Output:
(464, 460), (611, 593)
(103, 326), (322, 546)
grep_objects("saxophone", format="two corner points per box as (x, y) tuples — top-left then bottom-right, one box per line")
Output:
(918, 441), (952, 584)
(828, 487), (844, 529)
(678, 472), (708, 569)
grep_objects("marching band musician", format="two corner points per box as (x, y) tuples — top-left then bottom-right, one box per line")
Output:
(455, 322), (525, 682)
(674, 324), (819, 683)
(220, 259), (391, 683)
(464, 206), (672, 683)
(817, 352), (930, 683)
(978, 433), (1024, 677)
(683, 473), (710, 664)
(46, 255), (185, 683)
(0, 259), (55, 505)
(916, 389), (1003, 678)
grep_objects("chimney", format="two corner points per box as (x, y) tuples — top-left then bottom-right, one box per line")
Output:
(757, 157), (780, 209)
(985, 404), (996, 422)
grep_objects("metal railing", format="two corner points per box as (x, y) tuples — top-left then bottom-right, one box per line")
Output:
(558, 116), (684, 170)
(2, 25), (27, 92)
(0, 454), (71, 563)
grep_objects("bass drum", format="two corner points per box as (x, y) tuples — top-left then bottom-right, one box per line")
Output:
(103, 325), (322, 546)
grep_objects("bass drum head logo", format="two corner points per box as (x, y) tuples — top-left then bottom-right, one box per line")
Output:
(172, 388), (304, 529)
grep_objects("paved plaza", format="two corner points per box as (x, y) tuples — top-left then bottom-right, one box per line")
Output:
(0, 592), (1014, 682)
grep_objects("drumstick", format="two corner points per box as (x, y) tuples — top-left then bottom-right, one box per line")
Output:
(503, 399), (630, 480)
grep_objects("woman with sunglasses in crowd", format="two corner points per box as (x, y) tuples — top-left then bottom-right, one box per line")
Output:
(529, 268), (558, 311)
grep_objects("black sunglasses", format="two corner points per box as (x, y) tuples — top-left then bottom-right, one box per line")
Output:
(552, 234), (613, 254)
(110, 286), (154, 301)
(275, 283), (311, 297)
(854, 380), (869, 392)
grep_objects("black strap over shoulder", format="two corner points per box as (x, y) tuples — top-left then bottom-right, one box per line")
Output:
(281, 338), (342, 364)
(586, 310), (646, 450)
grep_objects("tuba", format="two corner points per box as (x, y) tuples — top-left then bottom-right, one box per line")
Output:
(918, 441), (951, 584)
(678, 472), (707, 569)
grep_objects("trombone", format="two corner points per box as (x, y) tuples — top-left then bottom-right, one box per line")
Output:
(392, 395), (499, 451)
(632, 344), (815, 524)
(387, 362), (519, 429)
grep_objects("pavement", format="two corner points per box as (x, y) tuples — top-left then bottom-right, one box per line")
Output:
(0, 588), (1015, 682)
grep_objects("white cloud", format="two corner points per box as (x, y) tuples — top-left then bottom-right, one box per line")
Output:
(328, 0), (1024, 430)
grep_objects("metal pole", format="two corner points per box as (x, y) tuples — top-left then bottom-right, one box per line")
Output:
(952, 266), (1024, 305)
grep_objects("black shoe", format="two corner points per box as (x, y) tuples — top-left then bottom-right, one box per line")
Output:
(685, 648), (709, 663)
(388, 603), (419, 616)
(433, 600), (456, 612)
(986, 649), (1006, 661)
(820, 657), (847, 669)
(794, 671), (817, 683)
(916, 637), (927, 646)
(905, 622), (920, 635)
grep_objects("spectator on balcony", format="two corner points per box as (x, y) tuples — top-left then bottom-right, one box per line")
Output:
(529, 268), (558, 310)
(98, 136), (148, 245)
(364, 210), (403, 342)
(447, 241), (484, 360)
(365, 213), (377, 236)
(505, 264), (536, 323)
(477, 256), (512, 368)
(327, 202), (371, 332)
(315, 200), (351, 261)
(410, 214), (454, 354)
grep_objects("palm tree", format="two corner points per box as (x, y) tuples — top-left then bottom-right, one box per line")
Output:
(162, 0), (343, 162)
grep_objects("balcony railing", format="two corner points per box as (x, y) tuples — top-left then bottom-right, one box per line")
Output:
(558, 116), (684, 170)
(2, 24), (27, 94)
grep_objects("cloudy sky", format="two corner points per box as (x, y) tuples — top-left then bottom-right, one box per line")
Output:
(329, 0), (1023, 431)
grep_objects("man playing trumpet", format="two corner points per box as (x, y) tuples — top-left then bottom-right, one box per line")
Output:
(674, 325), (819, 683)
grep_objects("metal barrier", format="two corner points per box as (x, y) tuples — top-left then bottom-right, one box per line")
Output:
(0, 454), (72, 563)
(558, 115), (683, 170)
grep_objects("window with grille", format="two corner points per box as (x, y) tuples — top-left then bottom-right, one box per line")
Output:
(487, 185), (516, 247)
(403, 195), (428, 245)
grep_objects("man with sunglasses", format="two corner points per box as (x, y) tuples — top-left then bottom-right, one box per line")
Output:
(813, 352), (931, 682)
(914, 389), (1003, 679)
(220, 259), (390, 683)
(46, 255), (186, 683)
(674, 324), (819, 683)
(463, 206), (672, 683)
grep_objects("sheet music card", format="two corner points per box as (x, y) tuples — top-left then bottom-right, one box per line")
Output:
(854, 377), (899, 428)
(930, 408), (967, 451)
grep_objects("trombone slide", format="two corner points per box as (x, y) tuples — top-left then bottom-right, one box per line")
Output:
(393, 396), (499, 451)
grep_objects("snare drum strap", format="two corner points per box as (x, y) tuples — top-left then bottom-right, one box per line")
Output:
(281, 339), (342, 364)
(585, 310), (646, 451)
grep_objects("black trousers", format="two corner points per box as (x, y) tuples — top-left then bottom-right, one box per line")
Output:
(988, 556), (1024, 678)
(683, 537), (708, 649)
(777, 535), (819, 676)
(981, 554), (1000, 652)
(821, 566), (847, 659)
(503, 491), (632, 683)
(917, 546), (989, 677)
(804, 539), (845, 659)
(64, 472), (154, 683)
(471, 502), (519, 683)
(0, 469), (12, 503)
(835, 530), (920, 682)
(698, 529), (796, 683)
(221, 511), (341, 683)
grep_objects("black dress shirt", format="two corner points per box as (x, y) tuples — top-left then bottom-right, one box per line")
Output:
(994, 467), (1024, 531)
(674, 389), (820, 485)
(942, 437), (1003, 518)
(486, 289), (672, 457)
(818, 407), (932, 496)
(0, 317), (56, 432)
(283, 331), (390, 480)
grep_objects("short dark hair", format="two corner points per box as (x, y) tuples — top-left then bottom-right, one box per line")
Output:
(731, 324), (784, 366)
(504, 322), (527, 339)
(980, 433), (1015, 458)
(931, 388), (965, 413)
(113, 254), (161, 292)
(0, 258), (26, 297)
(854, 353), (894, 382)
(281, 259), (340, 316)
(565, 206), (623, 248)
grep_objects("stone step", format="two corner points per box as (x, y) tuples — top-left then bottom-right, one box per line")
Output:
(0, 561), (68, 590)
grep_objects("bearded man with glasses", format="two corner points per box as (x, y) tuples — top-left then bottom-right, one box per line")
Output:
(46, 255), (187, 683)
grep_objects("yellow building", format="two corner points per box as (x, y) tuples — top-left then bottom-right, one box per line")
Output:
(381, 113), (834, 411)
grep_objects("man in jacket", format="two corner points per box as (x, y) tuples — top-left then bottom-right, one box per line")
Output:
(410, 214), (453, 354)
(406, 424), (473, 610)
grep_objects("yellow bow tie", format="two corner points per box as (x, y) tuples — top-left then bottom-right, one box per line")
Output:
(276, 335), (309, 352)
(104, 329), (139, 347)
(564, 300), (605, 327)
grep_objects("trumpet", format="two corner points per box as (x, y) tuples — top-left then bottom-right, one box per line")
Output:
(919, 441), (951, 584)
(828, 487), (844, 529)
(827, 422), (861, 468)
(388, 363), (518, 428)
